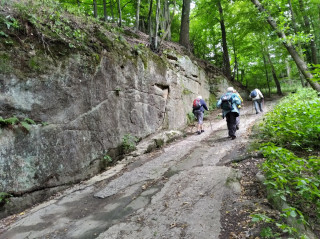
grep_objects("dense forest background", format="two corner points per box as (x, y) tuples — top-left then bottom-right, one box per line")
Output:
(55, 0), (320, 93)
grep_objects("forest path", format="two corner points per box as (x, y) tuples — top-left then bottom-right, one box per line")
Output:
(0, 99), (278, 239)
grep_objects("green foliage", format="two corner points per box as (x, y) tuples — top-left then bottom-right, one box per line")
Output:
(122, 134), (138, 154)
(256, 88), (320, 237)
(100, 154), (112, 171)
(0, 116), (38, 131)
(309, 64), (320, 82)
(0, 116), (19, 125)
(20, 118), (36, 131)
(0, 192), (12, 205)
(186, 112), (195, 125)
(0, 15), (20, 30)
(251, 212), (308, 238)
(260, 144), (320, 223)
(260, 88), (320, 151)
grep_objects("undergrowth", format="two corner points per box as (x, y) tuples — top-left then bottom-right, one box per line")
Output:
(251, 88), (320, 239)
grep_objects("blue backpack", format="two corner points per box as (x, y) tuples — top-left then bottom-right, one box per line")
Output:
(250, 90), (257, 98)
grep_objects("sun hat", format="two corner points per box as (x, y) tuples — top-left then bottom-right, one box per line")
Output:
(227, 87), (234, 92)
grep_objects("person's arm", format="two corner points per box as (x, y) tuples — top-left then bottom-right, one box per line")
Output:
(258, 90), (264, 98)
(201, 99), (208, 111)
(216, 98), (222, 108)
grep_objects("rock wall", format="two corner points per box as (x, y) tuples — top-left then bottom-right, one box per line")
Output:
(0, 43), (229, 216)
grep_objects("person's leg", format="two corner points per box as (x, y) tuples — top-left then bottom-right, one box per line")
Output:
(258, 99), (263, 112)
(196, 111), (204, 134)
(236, 116), (240, 130)
(253, 100), (259, 114)
(228, 113), (237, 139)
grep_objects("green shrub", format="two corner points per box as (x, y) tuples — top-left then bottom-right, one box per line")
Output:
(186, 112), (195, 125)
(260, 143), (320, 224)
(260, 88), (320, 152)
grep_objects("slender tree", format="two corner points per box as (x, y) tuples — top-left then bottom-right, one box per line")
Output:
(117, 0), (122, 27)
(266, 51), (282, 95)
(180, 0), (191, 50)
(148, 0), (154, 45)
(217, 0), (232, 80)
(93, 0), (97, 18)
(135, 0), (141, 31)
(299, 0), (318, 65)
(262, 53), (271, 97)
(154, 0), (161, 49)
(160, 1), (176, 44)
(110, 0), (115, 22)
(251, 0), (320, 91)
(103, 0), (108, 22)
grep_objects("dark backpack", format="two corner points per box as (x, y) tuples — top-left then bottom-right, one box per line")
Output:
(250, 90), (257, 98)
(221, 94), (233, 111)
(193, 98), (202, 110)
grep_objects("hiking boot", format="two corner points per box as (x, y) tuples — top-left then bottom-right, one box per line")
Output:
(231, 136), (236, 140)
(201, 130), (204, 133)
(197, 131), (201, 135)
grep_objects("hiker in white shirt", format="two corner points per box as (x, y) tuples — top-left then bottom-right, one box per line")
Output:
(249, 88), (264, 114)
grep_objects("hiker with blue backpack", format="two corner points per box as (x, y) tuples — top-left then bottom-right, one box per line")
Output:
(249, 88), (264, 114)
(216, 87), (242, 140)
(192, 95), (209, 135)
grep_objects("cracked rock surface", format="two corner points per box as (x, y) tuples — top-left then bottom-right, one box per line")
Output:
(0, 100), (277, 239)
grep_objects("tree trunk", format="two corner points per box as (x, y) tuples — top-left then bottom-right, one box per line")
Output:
(298, 0), (318, 65)
(160, 1), (176, 44)
(266, 52), (282, 96)
(148, 0), (153, 45)
(286, 60), (291, 81)
(262, 53), (271, 97)
(103, 0), (108, 22)
(154, 0), (161, 50)
(135, 0), (141, 32)
(217, 0), (232, 81)
(77, 0), (80, 7)
(93, 0), (97, 18)
(231, 29), (237, 81)
(117, 0), (122, 27)
(251, 0), (320, 92)
(288, 0), (306, 87)
(179, 0), (191, 50)
(110, 0), (115, 22)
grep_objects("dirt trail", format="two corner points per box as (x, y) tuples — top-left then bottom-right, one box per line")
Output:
(0, 100), (276, 239)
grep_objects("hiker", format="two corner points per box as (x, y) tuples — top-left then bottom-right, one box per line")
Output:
(192, 95), (209, 135)
(233, 89), (243, 130)
(216, 87), (241, 140)
(249, 88), (264, 114)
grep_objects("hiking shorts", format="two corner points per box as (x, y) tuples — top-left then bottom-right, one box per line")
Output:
(194, 110), (204, 124)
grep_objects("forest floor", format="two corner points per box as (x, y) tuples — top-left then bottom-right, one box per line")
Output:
(0, 98), (287, 239)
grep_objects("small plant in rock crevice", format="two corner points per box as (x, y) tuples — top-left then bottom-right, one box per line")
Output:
(99, 154), (112, 171)
(0, 192), (12, 206)
(121, 134), (138, 154)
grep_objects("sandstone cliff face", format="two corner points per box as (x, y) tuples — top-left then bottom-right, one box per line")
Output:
(0, 38), (228, 216)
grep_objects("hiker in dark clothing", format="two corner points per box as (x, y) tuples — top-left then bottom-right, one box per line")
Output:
(192, 96), (209, 135)
(216, 87), (241, 140)
(249, 88), (264, 114)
